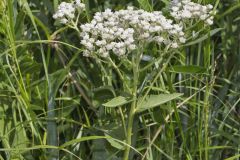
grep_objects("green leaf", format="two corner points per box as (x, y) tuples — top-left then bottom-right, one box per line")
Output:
(92, 139), (108, 160)
(14, 10), (25, 40)
(225, 154), (240, 160)
(234, 16), (240, 22)
(49, 68), (68, 97)
(103, 96), (132, 108)
(105, 133), (124, 150)
(136, 93), (183, 113)
(170, 65), (207, 74)
(103, 122), (125, 150)
(161, 0), (169, 5)
(217, 3), (240, 18)
(138, 0), (153, 12)
(185, 28), (223, 46)
(60, 136), (107, 148)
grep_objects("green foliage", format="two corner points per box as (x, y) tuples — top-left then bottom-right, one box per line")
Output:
(170, 65), (207, 74)
(0, 0), (239, 160)
(103, 96), (132, 108)
(136, 93), (183, 113)
(137, 0), (153, 11)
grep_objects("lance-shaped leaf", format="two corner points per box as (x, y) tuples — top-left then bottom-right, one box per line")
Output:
(136, 93), (183, 112)
(103, 96), (132, 108)
(170, 65), (207, 74)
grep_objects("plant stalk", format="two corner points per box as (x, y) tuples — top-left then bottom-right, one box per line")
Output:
(123, 100), (136, 160)
(123, 52), (140, 160)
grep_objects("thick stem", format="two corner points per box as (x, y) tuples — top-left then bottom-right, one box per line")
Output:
(123, 100), (136, 160)
(123, 52), (140, 160)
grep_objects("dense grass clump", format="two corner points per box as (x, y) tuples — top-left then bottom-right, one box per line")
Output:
(0, 0), (239, 160)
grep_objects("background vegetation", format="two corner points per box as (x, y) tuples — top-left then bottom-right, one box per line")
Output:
(0, 0), (239, 160)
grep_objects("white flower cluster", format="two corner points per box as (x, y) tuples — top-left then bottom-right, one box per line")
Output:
(80, 7), (186, 57)
(53, 0), (85, 24)
(171, 0), (214, 25)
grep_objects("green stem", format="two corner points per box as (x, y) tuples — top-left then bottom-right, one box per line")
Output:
(123, 99), (136, 160)
(123, 52), (140, 160)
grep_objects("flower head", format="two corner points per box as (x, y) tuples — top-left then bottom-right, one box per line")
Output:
(53, 0), (85, 24)
(80, 7), (187, 57)
(170, 0), (215, 25)
(53, 0), (215, 58)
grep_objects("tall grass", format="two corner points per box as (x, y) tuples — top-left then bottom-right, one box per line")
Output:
(0, 0), (239, 160)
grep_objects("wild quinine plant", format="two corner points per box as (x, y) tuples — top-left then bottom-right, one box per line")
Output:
(53, 0), (214, 159)
(53, 0), (85, 24)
